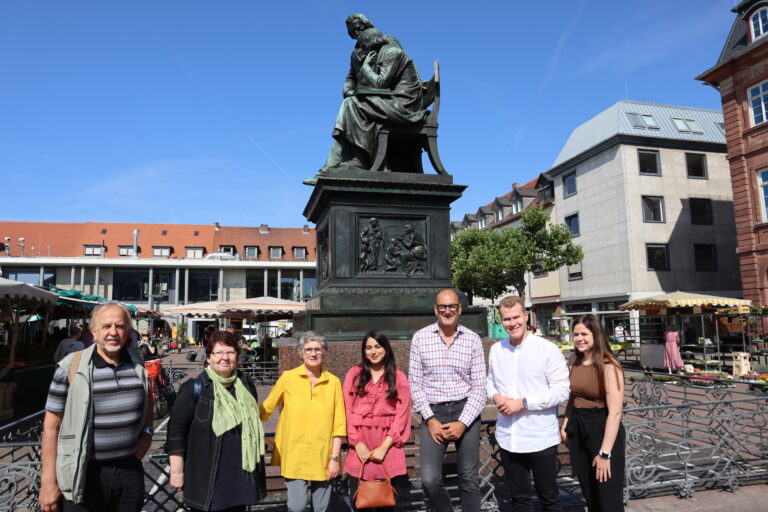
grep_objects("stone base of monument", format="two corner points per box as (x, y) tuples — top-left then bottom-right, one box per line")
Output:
(297, 166), (487, 341)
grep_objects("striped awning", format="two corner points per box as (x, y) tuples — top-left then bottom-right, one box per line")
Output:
(620, 291), (751, 311)
(217, 297), (305, 319)
(165, 301), (225, 318)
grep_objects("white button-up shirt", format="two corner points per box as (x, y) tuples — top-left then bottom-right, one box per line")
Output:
(486, 333), (570, 453)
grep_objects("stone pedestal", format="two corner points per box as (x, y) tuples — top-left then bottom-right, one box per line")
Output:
(295, 167), (486, 340)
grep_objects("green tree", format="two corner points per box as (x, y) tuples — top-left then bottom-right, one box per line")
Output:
(450, 206), (583, 304)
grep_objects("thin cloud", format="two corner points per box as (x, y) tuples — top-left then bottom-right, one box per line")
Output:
(577, 4), (727, 76)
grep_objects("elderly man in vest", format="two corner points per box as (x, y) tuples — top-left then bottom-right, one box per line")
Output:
(39, 303), (153, 512)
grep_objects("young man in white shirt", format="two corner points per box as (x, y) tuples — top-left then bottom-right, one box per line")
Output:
(486, 295), (570, 511)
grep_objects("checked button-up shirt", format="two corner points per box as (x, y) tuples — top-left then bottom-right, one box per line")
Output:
(409, 322), (486, 427)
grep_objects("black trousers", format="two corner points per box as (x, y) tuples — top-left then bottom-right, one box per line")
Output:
(566, 407), (625, 512)
(499, 445), (562, 512)
(62, 457), (144, 512)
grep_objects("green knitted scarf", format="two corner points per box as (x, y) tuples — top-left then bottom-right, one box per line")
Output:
(205, 367), (265, 472)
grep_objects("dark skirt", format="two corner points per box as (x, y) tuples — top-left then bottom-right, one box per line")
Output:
(565, 407), (625, 512)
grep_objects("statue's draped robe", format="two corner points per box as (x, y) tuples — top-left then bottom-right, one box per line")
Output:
(332, 43), (427, 165)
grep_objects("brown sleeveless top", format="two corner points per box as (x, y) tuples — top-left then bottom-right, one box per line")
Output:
(569, 362), (606, 409)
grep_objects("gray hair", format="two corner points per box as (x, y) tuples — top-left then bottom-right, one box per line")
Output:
(298, 330), (328, 352)
(89, 303), (133, 330)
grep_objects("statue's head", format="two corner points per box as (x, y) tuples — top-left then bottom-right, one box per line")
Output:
(346, 13), (373, 39)
(357, 28), (386, 53)
(403, 224), (414, 233)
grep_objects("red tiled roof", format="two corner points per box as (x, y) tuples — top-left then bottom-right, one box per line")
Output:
(0, 221), (315, 261)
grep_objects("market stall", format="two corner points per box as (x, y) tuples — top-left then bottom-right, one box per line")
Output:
(620, 291), (752, 371)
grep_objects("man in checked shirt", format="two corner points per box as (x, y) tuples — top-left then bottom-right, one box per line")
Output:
(409, 289), (486, 511)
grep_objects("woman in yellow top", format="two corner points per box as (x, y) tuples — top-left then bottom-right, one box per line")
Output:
(260, 330), (346, 512)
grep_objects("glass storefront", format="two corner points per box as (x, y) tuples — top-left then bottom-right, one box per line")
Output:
(1, 266), (55, 287)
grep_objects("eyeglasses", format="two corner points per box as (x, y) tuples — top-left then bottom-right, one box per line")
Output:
(211, 351), (237, 359)
(435, 304), (460, 312)
(303, 347), (324, 354)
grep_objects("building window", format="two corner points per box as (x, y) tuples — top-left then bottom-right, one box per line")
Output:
(565, 213), (580, 237)
(293, 247), (307, 259)
(245, 246), (259, 259)
(152, 246), (171, 258)
(567, 262), (583, 281)
(538, 181), (554, 203)
(685, 153), (708, 179)
(83, 245), (103, 256)
(1, 266), (55, 287)
(532, 259), (548, 278)
(495, 209), (503, 222)
(118, 246), (134, 257)
(672, 118), (703, 134)
(563, 172), (577, 198)
(269, 246), (283, 259)
(113, 269), (149, 301)
(478, 217), (486, 229)
(220, 245), (235, 255)
(760, 169), (768, 221)
(646, 244), (670, 271)
(694, 244), (717, 271)
(186, 247), (204, 259)
(750, 80), (768, 126)
(690, 198), (713, 225)
(642, 196), (665, 223)
(638, 149), (661, 175)
(512, 198), (523, 214)
(752, 7), (768, 40)
(564, 302), (591, 313)
(626, 113), (659, 130)
(281, 269), (302, 301)
(189, 270), (218, 302)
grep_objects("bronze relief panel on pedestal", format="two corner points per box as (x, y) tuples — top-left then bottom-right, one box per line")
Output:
(357, 216), (429, 277)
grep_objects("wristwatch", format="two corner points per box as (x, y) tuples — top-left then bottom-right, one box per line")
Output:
(330, 455), (340, 462)
(598, 450), (611, 460)
(142, 426), (155, 436)
(522, 397), (528, 409)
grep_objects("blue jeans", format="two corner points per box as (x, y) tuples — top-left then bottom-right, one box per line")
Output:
(419, 400), (481, 512)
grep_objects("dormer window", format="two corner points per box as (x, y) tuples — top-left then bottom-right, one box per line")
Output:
(186, 247), (204, 259)
(84, 245), (104, 256)
(152, 246), (171, 258)
(219, 245), (235, 255)
(478, 217), (486, 229)
(118, 245), (134, 257)
(672, 118), (703, 134)
(245, 246), (259, 259)
(293, 247), (307, 259)
(495, 209), (503, 222)
(269, 246), (283, 259)
(627, 113), (659, 130)
(752, 7), (768, 41)
(512, 198), (523, 214)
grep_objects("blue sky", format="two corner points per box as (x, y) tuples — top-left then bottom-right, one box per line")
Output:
(1, 1), (736, 227)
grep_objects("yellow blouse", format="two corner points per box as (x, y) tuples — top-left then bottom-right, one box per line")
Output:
(259, 364), (347, 481)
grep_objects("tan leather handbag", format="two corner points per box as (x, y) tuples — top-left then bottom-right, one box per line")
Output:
(353, 461), (396, 509)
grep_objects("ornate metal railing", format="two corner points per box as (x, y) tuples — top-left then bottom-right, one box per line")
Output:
(623, 370), (768, 501)
(2, 370), (768, 510)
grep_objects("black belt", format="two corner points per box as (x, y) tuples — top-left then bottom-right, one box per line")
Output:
(431, 398), (468, 407)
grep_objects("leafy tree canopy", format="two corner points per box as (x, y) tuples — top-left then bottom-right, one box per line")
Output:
(450, 206), (583, 303)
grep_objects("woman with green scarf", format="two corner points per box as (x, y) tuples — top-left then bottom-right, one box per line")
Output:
(168, 330), (266, 512)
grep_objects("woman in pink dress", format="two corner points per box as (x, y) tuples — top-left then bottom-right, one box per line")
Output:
(664, 324), (684, 372)
(343, 330), (411, 511)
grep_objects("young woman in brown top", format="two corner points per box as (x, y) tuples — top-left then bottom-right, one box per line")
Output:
(560, 314), (625, 511)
